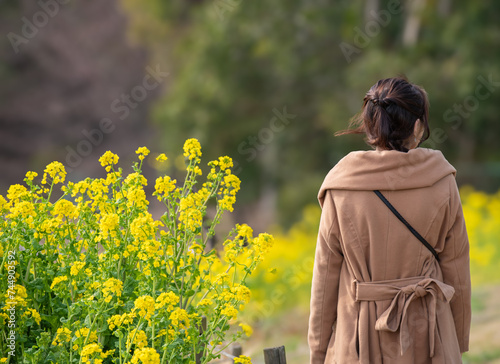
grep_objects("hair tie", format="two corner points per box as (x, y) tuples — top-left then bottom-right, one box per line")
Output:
(372, 98), (389, 108)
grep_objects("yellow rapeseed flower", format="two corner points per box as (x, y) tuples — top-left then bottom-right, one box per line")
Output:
(178, 187), (210, 230)
(50, 275), (68, 289)
(102, 278), (123, 302)
(75, 327), (98, 343)
(36, 217), (60, 237)
(135, 146), (150, 161)
(70, 261), (86, 276)
(25, 308), (41, 325)
(7, 201), (36, 220)
(52, 327), (71, 346)
(25, 171), (38, 182)
(231, 284), (251, 304)
(223, 174), (241, 196)
(124, 172), (148, 186)
(53, 199), (77, 220)
(236, 224), (253, 240)
(154, 176), (176, 201)
(239, 323), (253, 337)
(197, 298), (213, 308)
(42, 161), (66, 185)
(99, 151), (119, 172)
(218, 156), (233, 171)
(133, 295), (155, 320)
(130, 347), (160, 364)
(183, 138), (202, 161)
(217, 174), (241, 212)
(169, 307), (190, 329)
(130, 214), (157, 241)
(1, 141), (275, 362)
(125, 186), (149, 209)
(234, 355), (252, 364)
(0, 195), (7, 211)
(155, 292), (179, 311)
(220, 304), (238, 320)
(99, 213), (120, 239)
(6, 184), (28, 201)
(193, 166), (202, 175)
(4, 285), (28, 307)
(253, 233), (274, 260)
(105, 171), (121, 185)
(156, 153), (167, 162)
(127, 329), (148, 349)
(80, 343), (103, 362)
(107, 313), (134, 331)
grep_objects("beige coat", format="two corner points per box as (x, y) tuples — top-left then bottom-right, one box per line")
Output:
(308, 148), (471, 364)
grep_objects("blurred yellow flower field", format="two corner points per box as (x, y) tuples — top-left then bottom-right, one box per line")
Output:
(460, 187), (500, 286)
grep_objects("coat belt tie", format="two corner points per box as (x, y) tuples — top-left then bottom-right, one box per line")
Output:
(354, 276), (455, 357)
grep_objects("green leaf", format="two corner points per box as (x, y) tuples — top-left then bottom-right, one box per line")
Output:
(84, 314), (92, 327)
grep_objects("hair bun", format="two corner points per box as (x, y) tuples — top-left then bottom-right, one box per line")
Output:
(371, 98), (389, 108)
(336, 77), (429, 153)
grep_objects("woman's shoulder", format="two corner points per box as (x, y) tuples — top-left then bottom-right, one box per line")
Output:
(318, 148), (457, 204)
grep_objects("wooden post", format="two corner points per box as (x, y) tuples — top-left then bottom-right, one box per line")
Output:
(231, 342), (242, 363)
(263, 346), (287, 364)
(195, 316), (207, 364)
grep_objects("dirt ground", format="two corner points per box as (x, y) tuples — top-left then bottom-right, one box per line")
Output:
(214, 284), (500, 364)
(464, 285), (500, 364)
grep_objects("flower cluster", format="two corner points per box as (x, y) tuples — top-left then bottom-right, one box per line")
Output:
(42, 161), (66, 185)
(0, 140), (272, 363)
(99, 150), (119, 172)
(183, 138), (202, 161)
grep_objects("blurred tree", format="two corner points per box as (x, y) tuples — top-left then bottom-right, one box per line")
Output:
(132, 0), (500, 227)
(0, 0), (160, 188)
(147, 0), (360, 228)
(3, 0), (499, 228)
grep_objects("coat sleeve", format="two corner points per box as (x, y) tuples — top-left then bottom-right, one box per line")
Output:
(308, 191), (344, 364)
(439, 180), (471, 353)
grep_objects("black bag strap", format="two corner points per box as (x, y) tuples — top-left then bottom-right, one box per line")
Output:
(374, 190), (440, 262)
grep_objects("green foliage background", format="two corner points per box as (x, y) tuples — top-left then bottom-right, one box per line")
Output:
(119, 0), (500, 226)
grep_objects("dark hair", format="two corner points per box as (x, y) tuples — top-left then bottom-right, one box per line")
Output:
(336, 77), (430, 152)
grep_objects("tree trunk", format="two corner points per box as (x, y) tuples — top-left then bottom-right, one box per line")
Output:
(438, 0), (451, 17)
(364, 0), (380, 24)
(402, 0), (426, 46)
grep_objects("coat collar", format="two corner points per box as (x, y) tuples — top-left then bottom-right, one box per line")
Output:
(318, 148), (456, 207)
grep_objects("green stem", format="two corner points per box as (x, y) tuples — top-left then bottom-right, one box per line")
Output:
(64, 297), (73, 362)
(47, 181), (54, 202)
(48, 293), (54, 324)
(152, 279), (156, 350)
(211, 339), (234, 357)
(78, 300), (107, 364)
(119, 337), (123, 364)
(0, 250), (8, 276)
(125, 315), (144, 354)
(117, 255), (122, 278)
(160, 346), (169, 364)
(232, 263), (237, 284)
(203, 315), (229, 364)
(197, 265), (231, 304)
(70, 281), (74, 303)
(24, 257), (33, 282)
